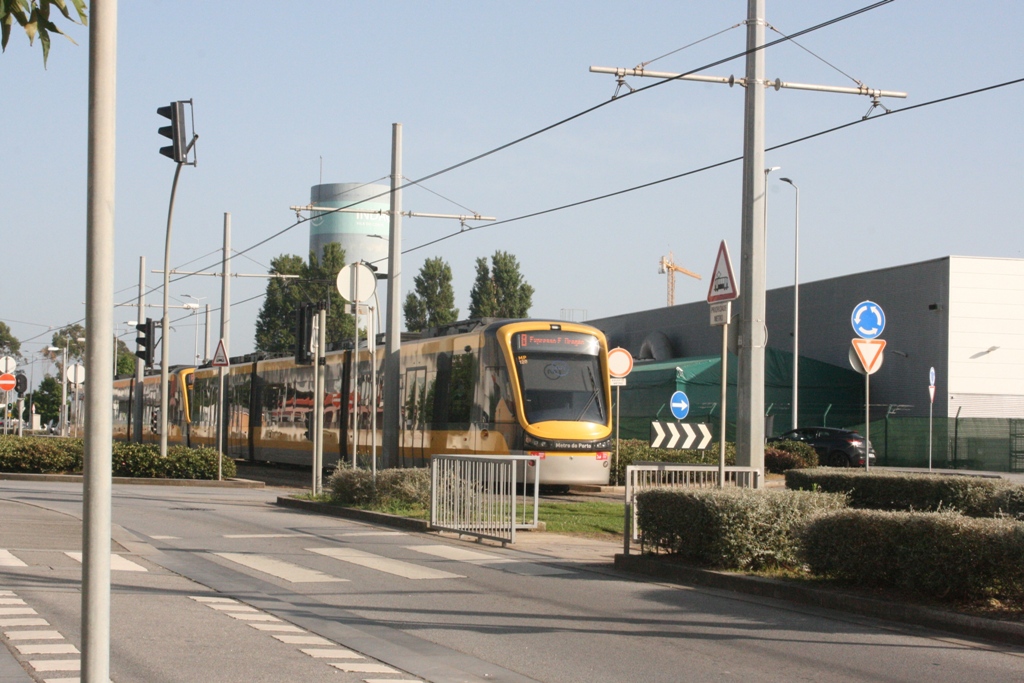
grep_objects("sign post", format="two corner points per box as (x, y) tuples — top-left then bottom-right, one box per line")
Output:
(337, 262), (377, 473)
(607, 347), (633, 483)
(211, 339), (230, 481)
(708, 240), (738, 487)
(850, 301), (886, 471)
(928, 366), (936, 472)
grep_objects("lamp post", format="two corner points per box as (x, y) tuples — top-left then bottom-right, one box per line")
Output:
(47, 344), (68, 436)
(182, 294), (205, 364)
(780, 177), (800, 429)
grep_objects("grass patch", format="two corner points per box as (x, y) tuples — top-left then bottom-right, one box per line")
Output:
(536, 501), (623, 537)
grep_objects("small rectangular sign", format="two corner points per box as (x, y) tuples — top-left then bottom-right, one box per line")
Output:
(710, 301), (731, 327)
(610, 377), (626, 386)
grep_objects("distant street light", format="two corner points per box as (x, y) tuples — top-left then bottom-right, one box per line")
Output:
(182, 294), (205, 364)
(780, 177), (800, 429)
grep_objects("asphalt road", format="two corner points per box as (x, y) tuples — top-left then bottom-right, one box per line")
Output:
(1, 480), (1022, 683)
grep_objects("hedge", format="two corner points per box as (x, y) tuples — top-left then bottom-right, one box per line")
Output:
(801, 509), (1024, 601)
(0, 435), (235, 480)
(636, 487), (847, 570)
(785, 468), (1024, 519)
(613, 439), (735, 484)
(764, 440), (818, 474)
(329, 465), (430, 508)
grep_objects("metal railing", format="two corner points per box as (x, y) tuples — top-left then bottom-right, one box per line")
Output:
(623, 462), (761, 554)
(430, 454), (540, 545)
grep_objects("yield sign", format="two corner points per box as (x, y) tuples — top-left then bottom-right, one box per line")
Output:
(707, 240), (739, 303)
(211, 339), (230, 367)
(852, 338), (886, 375)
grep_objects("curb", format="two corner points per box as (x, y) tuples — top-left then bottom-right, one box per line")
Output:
(276, 497), (430, 532)
(614, 554), (1024, 647)
(0, 472), (265, 488)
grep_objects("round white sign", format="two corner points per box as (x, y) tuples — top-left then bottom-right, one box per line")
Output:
(607, 347), (634, 378)
(66, 364), (86, 384)
(336, 263), (378, 304)
(0, 356), (15, 373)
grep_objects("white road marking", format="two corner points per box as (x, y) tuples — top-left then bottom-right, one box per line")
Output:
(28, 660), (80, 672)
(64, 553), (148, 572)
(300, 648), (363, 659)
(225, 613), (280, 622)
(307, 547), (464, 580)
(273, 634), (333, 645)
(189, 596), (236, 603)
(0, 618), (48, 627)
(208, 604), (257, 612)
(0, 608), (36, 616)
(0, 591), (13, 596)
(0, 549), (27, 567)
(4, 630), (62, 640)
(213, 552), (347, 583)
(405, 545), (515, 564)
(148, 535), (178, 540)
(249, 624), (304, 633)
(329, 662), (399, 674)
(336, 531), (407, 537)
(0, 598), (27, 605)
(223, 534), (307, 539)
(363, 680), (422, 683)
(15, 644), (79, 655)
(41, 678), (80, 683)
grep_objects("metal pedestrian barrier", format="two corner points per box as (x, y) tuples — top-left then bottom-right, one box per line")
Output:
(623, 462), (761, 554)
(430, 454), (540, 545)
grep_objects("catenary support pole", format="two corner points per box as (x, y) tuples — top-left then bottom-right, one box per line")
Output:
(736, 0), (767, 481)
(719, 319), (729, 488)
(315, 306), (327, 494)
(159, 160), (184, 457)
(383, 123), (402, 468)
(217, 213), (231, 472)
(82, 1), (117, 679)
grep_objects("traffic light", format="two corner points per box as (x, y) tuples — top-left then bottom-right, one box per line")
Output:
(14, 374), (27, 397)
(157, 101), (187, 162)
(295, 305), (314, 365)
(136, 318), (156, 368)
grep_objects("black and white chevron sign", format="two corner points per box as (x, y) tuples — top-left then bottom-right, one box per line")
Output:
(649, 421), (713, 450)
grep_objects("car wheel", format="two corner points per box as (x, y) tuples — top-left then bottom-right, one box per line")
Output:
(828, 451), (848, 467)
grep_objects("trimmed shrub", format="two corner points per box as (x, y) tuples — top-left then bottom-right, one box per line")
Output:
(328, 465), (430, 508)
(801, 509), (1024, 601)
(786, 468), (1024, 519)
(0, 436), (234, 480)
(613, 438), (735, 484)
(636, 487), (847, 570)
(765, 440), (818, 473)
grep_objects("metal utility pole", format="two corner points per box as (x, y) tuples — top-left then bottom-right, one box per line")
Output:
(780, 177), (799, 429)
(219, 213), (230, 458)
(82, 0), (117, 679)
(589, 0), (905, 475)
(314, 306), (327, 494)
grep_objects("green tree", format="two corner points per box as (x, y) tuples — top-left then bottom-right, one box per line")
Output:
(404, 257), (458, 332)
(0, 321), (21, 359)
(115, 337), (135, 376)
(30, 374), (62, 424)
(254, 243), (355, 354)
(1, 0), (88, 66)
(44, 323), (85, 374)
(468, 251), (534, 319)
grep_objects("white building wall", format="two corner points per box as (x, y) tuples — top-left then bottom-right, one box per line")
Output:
(948, 256), (1024, 418)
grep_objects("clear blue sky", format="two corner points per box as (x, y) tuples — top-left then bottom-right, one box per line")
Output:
(3, 1), (1022, 377)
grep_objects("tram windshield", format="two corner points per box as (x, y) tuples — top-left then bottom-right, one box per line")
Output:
(511, 331), (607, 425)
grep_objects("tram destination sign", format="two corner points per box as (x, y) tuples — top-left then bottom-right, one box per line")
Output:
(513, 331), (599, 355)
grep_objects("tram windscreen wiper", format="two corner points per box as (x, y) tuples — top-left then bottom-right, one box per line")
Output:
(574, 365), (604, 422)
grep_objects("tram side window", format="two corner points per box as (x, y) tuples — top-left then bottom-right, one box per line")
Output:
(447, 352), (475, 427)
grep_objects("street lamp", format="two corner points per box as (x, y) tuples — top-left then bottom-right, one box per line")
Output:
(182, 294), (205, 364)
(780, 177), (800, 430)
(47, 344), (67, 436)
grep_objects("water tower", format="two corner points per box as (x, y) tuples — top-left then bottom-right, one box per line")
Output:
(309, 182), (390, 272)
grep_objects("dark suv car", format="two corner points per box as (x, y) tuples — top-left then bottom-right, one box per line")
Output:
(768, 427), (876, 467)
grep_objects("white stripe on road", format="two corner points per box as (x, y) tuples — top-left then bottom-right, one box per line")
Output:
(0, 618), (48, 627)
(329, 662), (399, 674)
(300, 648), (363, 659)
(0, 608), (36, 616)
(40, 678), (80, 683)
(249, 623), (305, 632)
(208, 604), (258, 612)
(405, 545), (516, 564)
(148, 535), (178, 540)
(0, 598), (27, 605)
(15, 644), (79, 655)
(226, 613), (281, 622)
(212, 552), (348, 583)
(335, 531), (407, 537)
(189, 596), (236, 603)
(4, 630), (62, 640)
(223, 534), (308, 539)
(28, 660), (80, 672)
(272, 634), (333, 646)
(0, 549), (27, 567)
(307, 547), (463, 580)
(64, 553), (147, 572)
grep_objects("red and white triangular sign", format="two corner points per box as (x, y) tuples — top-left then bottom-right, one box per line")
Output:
(707, 240), (739, 303)
(211, 339), (230, 367)
(851, 338), (886, 375)
(928, 385), (936, 403)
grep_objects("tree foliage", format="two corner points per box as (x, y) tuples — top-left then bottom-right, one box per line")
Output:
(30, 374), (62, 424)
(115, 337), (135, 376)
(404, 257), (458, 332)
(254, 243), (355, 354)
(467, 251), (534, 319)
(0, 321), (21, 359)
(42, 323), (85, 374)
(1, 0), (88, 67)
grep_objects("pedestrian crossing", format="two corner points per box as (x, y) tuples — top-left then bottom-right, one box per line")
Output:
(0, 589), (81, 683)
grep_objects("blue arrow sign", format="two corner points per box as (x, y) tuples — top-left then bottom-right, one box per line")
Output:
(851, 301), (886, 340)
(670, 391), (690, 420)
(929, 366), (936, 386)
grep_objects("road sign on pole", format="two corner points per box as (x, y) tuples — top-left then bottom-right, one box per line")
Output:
(707, 241), (739, 303)
(650, 421), (713, 450)
(0, 374), (15, 392)
(850, 339), (886, 375)
(669, 391), (690, 420)
(0, 357), (15, 374)
(851, 301), (885, 340)
(211, 339), (230, 367)
(607, 348), (633, 378)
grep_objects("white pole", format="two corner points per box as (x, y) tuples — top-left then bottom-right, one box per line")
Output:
(928, 393), (934, 472)
(351, 270), (360, 469)
(864, 373), (871, 471)
(383, 123), (402, 469)
(61, 345), (68, 437)
(316, 307), (327, 493)
(134, 255), (145, 442)
(216, 213), (230, 476)
(82, 0), (117, 677)
(370, 303), (377, 480)
(781, 177), (800, 429)
(204, 304), (210, 362)
(719, 319), (728, 487)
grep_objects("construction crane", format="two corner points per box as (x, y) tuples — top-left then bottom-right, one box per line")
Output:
(658, 252), (701, 307)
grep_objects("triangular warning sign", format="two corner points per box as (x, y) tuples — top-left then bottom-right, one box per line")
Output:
(852, 338), (885, 374)
(707, 240), (739, 303)
(211, 339), (230, 367)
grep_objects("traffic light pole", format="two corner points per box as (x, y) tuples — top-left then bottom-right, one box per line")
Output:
(134, 256), (145, 442)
